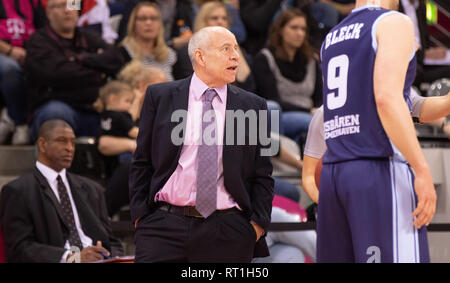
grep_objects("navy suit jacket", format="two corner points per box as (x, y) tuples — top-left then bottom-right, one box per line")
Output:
(0, 168), (123, 262)
(129, 76), (274, 257)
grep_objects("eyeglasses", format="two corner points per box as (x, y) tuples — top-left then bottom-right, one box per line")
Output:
(48, 2), (70, 10)
(136, 15), (160, 22)
(208, 16), (228, 22)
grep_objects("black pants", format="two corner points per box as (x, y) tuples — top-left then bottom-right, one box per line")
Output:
(134, 209), (257, 263)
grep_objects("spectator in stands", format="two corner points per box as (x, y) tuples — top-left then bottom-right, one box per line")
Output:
(118, 0), (194, 50)
(96, 81), (138, 154)
(117, 60), (167, 121)
(121, 2), (177, 81)
(98, 62), (167, 216)
(78, 0), (118, 44)
(239, 0), (334, 54)
(253, 8), (322, 144)
(95, 81), (138, 175)
(192, 0), (247, 44)
(0, 0), (46, 145)
(320, 0), (355, 17)
(0, 120), (123, 263)
(271, 0), (338, 52)
(173, 1), (255, 92)
(25, 0), (129, 141)
(239, 0), (284, 55)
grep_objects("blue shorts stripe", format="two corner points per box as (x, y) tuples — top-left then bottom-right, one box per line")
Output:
(406, 167), (419, 262)
(390, 160), (426, 262)
(390, 159), (399, 262)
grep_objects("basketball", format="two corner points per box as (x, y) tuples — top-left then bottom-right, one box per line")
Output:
(315, 157), (323, 189)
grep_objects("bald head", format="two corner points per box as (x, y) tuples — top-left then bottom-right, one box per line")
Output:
(187, 26), (239, 88)
(188, 26), (235, 66)
(37, 120), (76, 172)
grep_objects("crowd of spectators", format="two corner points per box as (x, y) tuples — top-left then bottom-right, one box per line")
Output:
(0, 0), (448, 263)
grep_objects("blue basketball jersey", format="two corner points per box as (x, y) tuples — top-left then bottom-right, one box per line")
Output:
(321, 6), (416, 163)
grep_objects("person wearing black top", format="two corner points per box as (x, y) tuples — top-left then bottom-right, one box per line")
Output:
(25, 0), (130, 141)
(173, 1), (256, 92)
(94, 81), (138, 216)
(253, 8), (322, 144)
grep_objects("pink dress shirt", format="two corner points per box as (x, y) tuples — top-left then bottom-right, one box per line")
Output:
(154, 73), (240, 210)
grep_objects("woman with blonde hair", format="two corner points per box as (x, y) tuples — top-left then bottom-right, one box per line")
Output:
(98, 62), (167, 217)
(173, 0), (255, 91)
(117, 60), (167, 121)
(121, 2), (176, 81)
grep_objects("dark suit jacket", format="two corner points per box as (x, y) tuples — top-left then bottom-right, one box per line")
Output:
(0, 168), (123, 263)
(129, 76), (274, 257)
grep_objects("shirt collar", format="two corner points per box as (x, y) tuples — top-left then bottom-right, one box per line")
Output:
(36, 161), (67, 185)
(191, 72), (227, 103)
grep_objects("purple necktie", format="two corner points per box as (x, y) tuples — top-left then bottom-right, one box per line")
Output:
(196, 88), (218, 218)
(57, 175), (83, 250)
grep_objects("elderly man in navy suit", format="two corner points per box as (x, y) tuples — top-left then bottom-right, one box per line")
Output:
(130, 26), (274, 263)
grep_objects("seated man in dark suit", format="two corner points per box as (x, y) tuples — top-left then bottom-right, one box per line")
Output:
(0, 120), (123, 263)
(130, 26), (274, 263)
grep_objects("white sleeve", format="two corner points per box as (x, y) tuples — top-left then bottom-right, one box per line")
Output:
(304, 106), (326, 159)
(60, 250), (71, 263)
(410, 87), (425, 119)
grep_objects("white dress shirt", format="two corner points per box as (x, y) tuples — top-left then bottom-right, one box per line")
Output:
(36, 161), (93, 262)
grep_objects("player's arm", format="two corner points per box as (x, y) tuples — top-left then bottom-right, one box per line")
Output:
(374, 14), (436, 229)
(302, 155), (320, 204)
(301, 106), (325, 204)
(419, 92), (450, 123)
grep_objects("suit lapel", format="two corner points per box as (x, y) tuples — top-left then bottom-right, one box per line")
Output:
(34, 167), (69, 230)
(67, 173), (106, 240)
(171, 76), (191, 159)
(223, 85), (240, 182)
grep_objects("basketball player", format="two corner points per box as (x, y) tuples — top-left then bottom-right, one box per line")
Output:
(318, 0), (437, 262)
(303, 88), (450, 204)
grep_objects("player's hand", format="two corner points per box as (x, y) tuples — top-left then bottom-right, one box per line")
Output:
(412, 169), (436, 229)
(309, 188), (319, 204)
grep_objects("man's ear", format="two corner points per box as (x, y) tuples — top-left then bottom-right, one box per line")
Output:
(194, 49), (206, 67)
(37, 137), (46, 154)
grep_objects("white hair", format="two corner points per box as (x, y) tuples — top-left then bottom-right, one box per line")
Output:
(188, 26), (234, 66)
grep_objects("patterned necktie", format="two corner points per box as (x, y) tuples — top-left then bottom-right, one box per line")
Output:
(196, 88), (218, 218)
(56, 175), (83, 251)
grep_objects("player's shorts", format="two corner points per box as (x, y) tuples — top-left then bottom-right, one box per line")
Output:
(316, 158), (430, 263)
